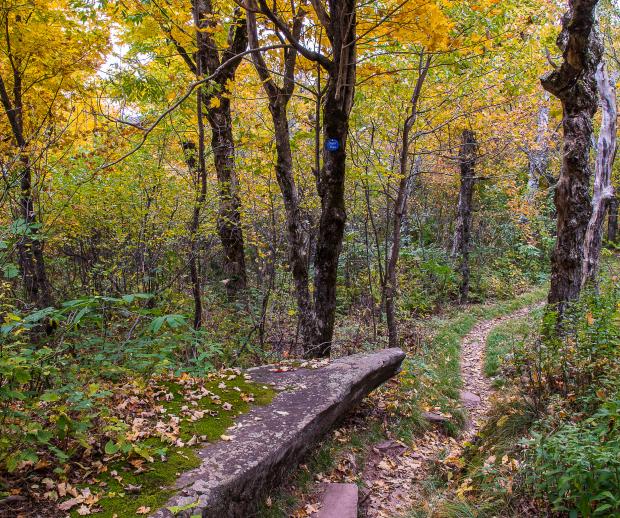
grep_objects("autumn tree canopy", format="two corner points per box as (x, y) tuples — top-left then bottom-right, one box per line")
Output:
(1, 0), (619, 515)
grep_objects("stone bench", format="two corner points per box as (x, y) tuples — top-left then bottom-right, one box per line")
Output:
(151, 348), (405, 518)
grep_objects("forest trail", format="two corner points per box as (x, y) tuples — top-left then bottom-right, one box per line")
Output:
(458, 305), (534, 439)
(360, 305), (537, 517)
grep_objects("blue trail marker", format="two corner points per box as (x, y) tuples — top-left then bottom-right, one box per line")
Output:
(325, 138), (340, 152)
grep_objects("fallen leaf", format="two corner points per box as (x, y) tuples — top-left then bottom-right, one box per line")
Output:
(58, 496), (84, 511)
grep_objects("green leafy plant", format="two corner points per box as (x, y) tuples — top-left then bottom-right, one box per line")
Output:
(525, 400), (620, 517)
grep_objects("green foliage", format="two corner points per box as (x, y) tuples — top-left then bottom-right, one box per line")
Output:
(0, 294), (231, 476)
(517, 279), (620, 516)
(525, 401), (620, 517)
(512, 279), (620, 407)
(484, 311), (541, 382)
(399, 246), (459, 314)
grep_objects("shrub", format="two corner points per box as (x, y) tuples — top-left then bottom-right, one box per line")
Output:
(511, 279), (620, 408)
(525, 400), (620, 517)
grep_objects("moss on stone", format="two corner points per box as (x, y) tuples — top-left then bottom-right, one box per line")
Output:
(73, 376), (274, 517)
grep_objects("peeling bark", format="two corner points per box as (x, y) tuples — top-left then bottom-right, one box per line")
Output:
(541, 0), (603, 313)
(583, 61), (617, 285)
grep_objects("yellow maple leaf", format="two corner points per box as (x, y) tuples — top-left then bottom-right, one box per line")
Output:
(209, 97), (221, 109)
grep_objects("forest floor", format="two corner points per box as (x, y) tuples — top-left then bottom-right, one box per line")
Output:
(261, 290), (547, 517)
(358, 305), (537, 517)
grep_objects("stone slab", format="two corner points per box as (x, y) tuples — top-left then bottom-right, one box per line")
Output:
(151, 348), (405, 518)
(460, 390), (481, 407)
(316, 483), (358, 518)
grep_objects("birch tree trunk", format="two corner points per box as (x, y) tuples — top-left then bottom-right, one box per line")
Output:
(527, 93), (551, 198)
(541, 0), (603, 314)
(608, 197), (619, 243)
(582, 61), (617, 285)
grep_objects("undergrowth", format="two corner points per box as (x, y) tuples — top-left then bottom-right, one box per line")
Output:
(431, 263), (620, 518)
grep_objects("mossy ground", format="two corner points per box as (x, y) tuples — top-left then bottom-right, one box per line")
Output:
(72, 376), (274, 517)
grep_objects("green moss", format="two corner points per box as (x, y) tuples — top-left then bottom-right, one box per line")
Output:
(73, 377), (274, 517)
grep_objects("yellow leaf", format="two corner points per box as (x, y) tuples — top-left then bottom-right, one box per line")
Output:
(209, 97), (221, 109)
(496, 415), (508, 428)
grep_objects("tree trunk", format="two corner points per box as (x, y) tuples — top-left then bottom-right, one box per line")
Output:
(246, 5), (316, 345)
(254, 0), (357, 357)
(527, 93), (551, 198)
(541, 0), (603, 313)
(192, 0), (247, 297)
(608, 197), (618, 242)
(310, 0), (357, 357)
(582, 61), (617, 285)
(0, 72), (52, 308)
(207, 100), (247, 296)
(384, 53), (431, 349)
(184, 139), (206, 332)
(452, 129), (478, 304)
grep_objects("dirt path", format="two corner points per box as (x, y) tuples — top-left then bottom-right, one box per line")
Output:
(458, 305), (532, 439)
(358, 305), (537, 517)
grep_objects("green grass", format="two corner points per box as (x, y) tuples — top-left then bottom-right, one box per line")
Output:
(485, 317), (530, 379)
(484, 306), (544, 385)
(72, 377), (274, 517)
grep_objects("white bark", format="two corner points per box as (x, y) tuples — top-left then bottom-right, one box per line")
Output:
(527, 93), (551, 198)
(582, 61), (618, 286)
